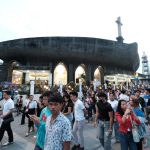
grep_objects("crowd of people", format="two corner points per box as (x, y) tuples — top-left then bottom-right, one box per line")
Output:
(0, 83), (150, 150)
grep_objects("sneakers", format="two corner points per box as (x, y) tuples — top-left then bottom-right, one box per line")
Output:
(2, 142), (13, 146)
(29, 128), (35, 133)
(25, 132), (30, 137)
(71, 144), (80, 150)
(29, 129), (34, 133)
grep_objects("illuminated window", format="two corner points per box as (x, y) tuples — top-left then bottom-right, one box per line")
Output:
(75, 66), (86, 83)
(94, 68), (101, 81)
(54, 63), (67, 85)
(12, 70), (23, 84)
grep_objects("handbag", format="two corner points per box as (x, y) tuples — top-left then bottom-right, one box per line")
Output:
(130, 116), (140, 142)
(3, 114), (14, 124)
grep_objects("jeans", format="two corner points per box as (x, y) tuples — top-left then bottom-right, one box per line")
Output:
(66, 113), (73, 126)
(114, 121), (120, 141)
(119, 131), (137, 150)
(72, 120), (85, 147)
(98, 120), (112, 150)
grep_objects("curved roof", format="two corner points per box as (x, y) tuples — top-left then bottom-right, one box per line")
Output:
(0, 36), (139, 73)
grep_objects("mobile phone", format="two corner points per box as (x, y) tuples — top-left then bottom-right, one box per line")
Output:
(28, 114), (34, 118)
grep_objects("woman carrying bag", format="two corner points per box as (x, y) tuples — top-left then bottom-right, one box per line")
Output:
(62, 94), (74, 126)
(115, 99), (141, 150)
(132, 97), (146, 150)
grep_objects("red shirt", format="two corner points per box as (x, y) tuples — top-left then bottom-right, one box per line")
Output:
(115, 112), (141, 133)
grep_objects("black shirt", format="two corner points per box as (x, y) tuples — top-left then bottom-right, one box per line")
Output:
(62, 101), (74, 113)
(138, 97), (145, 112)
(97, 101), (113, 121)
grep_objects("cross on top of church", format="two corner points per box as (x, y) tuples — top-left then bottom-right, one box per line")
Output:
(116, 16), (123, 37)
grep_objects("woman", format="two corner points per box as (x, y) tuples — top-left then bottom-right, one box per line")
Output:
(127, 95), (135, 109)
(85, 94), (93, 122)
(25, 95), (37, 137)
(62, 94), (73, 126)
(132, 98), (146, 150)
(115, 99), (141, 150)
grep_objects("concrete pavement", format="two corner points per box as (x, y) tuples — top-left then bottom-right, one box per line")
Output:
(1, 114), (150, 150)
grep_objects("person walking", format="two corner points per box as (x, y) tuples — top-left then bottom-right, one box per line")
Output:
(94, 92), (114, 150)
(62, 94), (74, 126)
(70, 91), (87, 150)
(132, 98), (146, 150)
(115, 99), (141, 150)
(25, 95), (37, 137)
(21, 94), (30, 125)
(108, 92), (119, 142)
(16, 95), (23, 116)
(0, 90), (14, 146)
(30, 91), (53, 150)
(44, 94), (71, 150)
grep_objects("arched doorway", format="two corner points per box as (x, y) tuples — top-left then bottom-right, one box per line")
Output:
(94, 66), (104, 84)
(53, 63), (67, 85)
(75, 65), (86, 83)
(94, 68), (101, 81)
(8, 60), (20, 82)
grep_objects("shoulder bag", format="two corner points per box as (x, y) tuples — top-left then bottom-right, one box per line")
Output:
(130, 116), (140, 142)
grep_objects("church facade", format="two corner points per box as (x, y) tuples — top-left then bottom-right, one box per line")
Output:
(0, 36), (139, 87)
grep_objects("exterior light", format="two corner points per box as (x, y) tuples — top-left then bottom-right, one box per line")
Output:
(0, 59), (4, 65)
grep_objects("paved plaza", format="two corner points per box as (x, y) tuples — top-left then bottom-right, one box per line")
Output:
(1, 114), (150, 150)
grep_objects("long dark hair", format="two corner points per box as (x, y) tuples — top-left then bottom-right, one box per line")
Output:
(63, 94), (72, 103)
(116, 99), (126, 116)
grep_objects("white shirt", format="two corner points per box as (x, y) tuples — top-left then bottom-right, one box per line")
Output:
(108, 99), (118, 112)
(3, 98), (14, 115)
(119, 94), (129, 102)
(74, 99), (85, 121)
(23, 98), (29, 107)
(27, 100), (37, 109)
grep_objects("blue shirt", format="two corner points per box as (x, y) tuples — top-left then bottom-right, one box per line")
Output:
(144, 94), (150, 106)
(133, 107), (145, 118)
(35, 107), (51, 149)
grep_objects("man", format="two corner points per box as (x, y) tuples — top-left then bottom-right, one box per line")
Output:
(119, 90), (129, 102)
(30, 91), (53, 150)
(94, 92), (113, 150)
(44, 94), (71, 150)
(108, 93), (119, 142)
(70, 91), (87, 150)
(0, 90), (14, 146)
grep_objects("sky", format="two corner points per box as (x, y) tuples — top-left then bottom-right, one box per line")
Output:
(0, 0), (150, 73)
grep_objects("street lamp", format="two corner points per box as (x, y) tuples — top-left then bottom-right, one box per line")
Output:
(0, 59), (3, 65)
